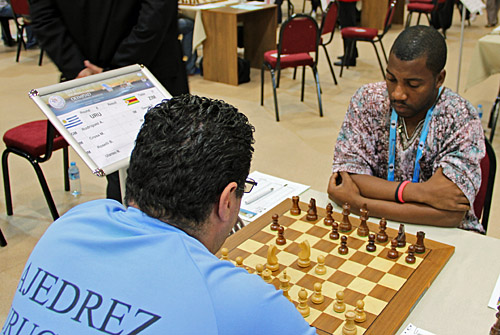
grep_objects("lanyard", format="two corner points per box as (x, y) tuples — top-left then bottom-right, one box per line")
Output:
(387, 87), (443, 183)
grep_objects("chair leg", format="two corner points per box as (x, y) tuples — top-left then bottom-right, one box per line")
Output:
(15, 27), (23, 63)
(38, 48), (44, 67)
(293, 67), (297, 80)
(261, 64), (265, 106)
(63, 147), (69, 191)
(406, 12), (412, 28)
(379, 40), (388, 64)
(2, 150), (13, 216)
(371, 42), (386, 79)
(312, 65), (323, 117)
(425, 13), (431, 25)
(0, 228), (6, 247)
(270, 69), (280, 122)
(322, 44), (338, 85)
(31, 160), (60, 220)
(301, 66), (306, 102)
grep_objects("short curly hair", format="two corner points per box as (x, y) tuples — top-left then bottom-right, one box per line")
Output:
(390, 25), (447, 75)
(125, 94), (255, 231)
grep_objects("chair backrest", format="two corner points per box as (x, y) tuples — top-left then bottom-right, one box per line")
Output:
(320, 1), (339, 41)
(381, 0), (397, 37)
(279, 14), (319, 56)
(474, 137), (496, 233)
(10, 0), (31, 16)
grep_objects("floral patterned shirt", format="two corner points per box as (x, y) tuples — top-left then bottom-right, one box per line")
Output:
(332, 82), (486, 232)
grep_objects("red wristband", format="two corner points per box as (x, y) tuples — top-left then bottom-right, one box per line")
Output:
(397, 181), (410, 203)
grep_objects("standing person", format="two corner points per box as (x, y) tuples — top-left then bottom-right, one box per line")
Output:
(0, 0), (36, 47)
(486, 0), (499, 27)
(29, 0), (189, 202)
(1, 95), (317, 335)
(328, 26), (485, 232)
(335, 0), (359, 67)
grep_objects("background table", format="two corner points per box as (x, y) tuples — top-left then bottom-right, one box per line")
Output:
(255, 189), (500, 334)
(202, 4), (277, 85)
(466, 34), (500, 89)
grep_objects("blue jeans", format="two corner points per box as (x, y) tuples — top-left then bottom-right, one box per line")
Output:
(178, 17), (197, 75)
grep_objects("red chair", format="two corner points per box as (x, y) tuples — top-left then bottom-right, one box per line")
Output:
(261, 14), (323, 122)
(339, 0), (396, 79)
(474, 137), (496, 234)
(405, 0), (446, 28)
(10, 0), (44, 65)
(318, 0), (339, 85)
(2, 120), (70, 222)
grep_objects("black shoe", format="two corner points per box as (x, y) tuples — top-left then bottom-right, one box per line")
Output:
(334, 60), (356, 67)
(3, 39), (16, 47)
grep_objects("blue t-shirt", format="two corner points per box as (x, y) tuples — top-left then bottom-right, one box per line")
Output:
(2, 200), (316, 335)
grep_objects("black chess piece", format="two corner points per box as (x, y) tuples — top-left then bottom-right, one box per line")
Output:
(366, 233), (377, 252)
(339, 203), (352, 232)
(271, 214), (280, 231)
(376, 218), (388, 243)
(396, 224), (406, 247)
(324, 203), (334, 226)
(338, 235), (348, 255)
(387, 239), (399, 259)
(357, 204), (370, 237)
(405, 245), (416, 264)
(415, 231), (426, 253)
(306, 198), (318, 221)
(330, 222), (340, 240)
(276, 226), (286, 245)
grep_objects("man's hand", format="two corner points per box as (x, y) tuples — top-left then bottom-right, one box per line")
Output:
(76, 60), (103, 78)
(327, 172), (362, 209)
(407, 168), (470, 212)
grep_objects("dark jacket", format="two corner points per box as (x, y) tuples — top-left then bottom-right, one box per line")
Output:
(29, 0), (188, 95)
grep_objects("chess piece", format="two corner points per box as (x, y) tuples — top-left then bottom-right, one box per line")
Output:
(235, 256), (244, 267)
(338, 235), (349, 255)
(405, 245), (416, 264)
(266, 244), (280, 272)
(333, 291), (346, 313)
(291, 196), (301, 215)
(255, 263), (264, 277)
(298, 240), (311, 268)
(311, 282), (325, 304)
(276, 225), (286, 245)
(262, 269), (273, 283)
(357, 204), (370, 237)
(270, 214), (280, 231)
(396, 224), (406, 247)
(306, 198), (318, 221)
(415, 231), (426, 253)
(279, 270), (292, 302)
(315, 255), (326, 275)
(339, 203), (352, 232)
(297, 288), (310, 317)
(387, 239), (399, 259)
(343, 310), (357, 335)
(324, 203), (334, 226)
(366, 233), (377, 252)
(330, 221), (340, 240)
(354, 300), (366, 323)
(220, 247), (229, 260)
(490, 305), (500, 335)
(376, 218), (388, 243)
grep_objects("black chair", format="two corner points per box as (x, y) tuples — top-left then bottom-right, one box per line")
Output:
(487, 84), (500, 142)
(474, 137), (496, 233)
(11, 0), (44, 65)
(2, 120), (70, 222)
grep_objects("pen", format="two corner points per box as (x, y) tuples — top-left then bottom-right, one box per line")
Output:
(244, 187), (274, 204)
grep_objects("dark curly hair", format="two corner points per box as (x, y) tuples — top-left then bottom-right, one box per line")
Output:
(125, 94), (255, 231)
(390, 25), (447, 75)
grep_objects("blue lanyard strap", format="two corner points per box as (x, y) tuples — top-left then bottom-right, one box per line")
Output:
(387, 87), (443, 183)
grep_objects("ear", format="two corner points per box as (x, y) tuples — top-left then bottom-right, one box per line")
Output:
(436, 69), (446, 88)
(217, 182), (239, 223)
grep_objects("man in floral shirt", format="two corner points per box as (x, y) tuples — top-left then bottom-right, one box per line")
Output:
(328, 26), (485, 232)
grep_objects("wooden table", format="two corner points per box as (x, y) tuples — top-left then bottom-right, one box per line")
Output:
(202, 4), (277, 85)
(361, 0), (405, 30)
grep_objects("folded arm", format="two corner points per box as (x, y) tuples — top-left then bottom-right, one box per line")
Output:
(327, 171), (467, 227)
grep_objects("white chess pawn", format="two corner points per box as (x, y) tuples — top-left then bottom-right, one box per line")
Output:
(354, 300), (366, 323)
(342, 310), (357, 335)
(334, 290), (346, 313)
(311, 282), (324, 304)
(315, 255), (326, 275)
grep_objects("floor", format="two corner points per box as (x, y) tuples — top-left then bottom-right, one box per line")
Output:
(0, 6), (499, 325)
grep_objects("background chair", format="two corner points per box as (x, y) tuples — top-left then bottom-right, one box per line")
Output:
(487, 84), (500, 142)
(10, 0), (43, 65)
(2, 120), (70, 222)
(318, 0), (339, 85)
(339, 0), (396, 79)
(474, 137), (496, 233)
(261, 14), (323, 122)
(0, 228), (6, 247)
(405, 0), (446, 28)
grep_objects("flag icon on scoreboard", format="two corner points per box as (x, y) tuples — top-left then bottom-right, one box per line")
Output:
(62, 115), (83, 129)
(124, 96), (139, 105)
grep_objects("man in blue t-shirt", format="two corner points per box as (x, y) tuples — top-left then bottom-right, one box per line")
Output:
(2, 95), (316, 334)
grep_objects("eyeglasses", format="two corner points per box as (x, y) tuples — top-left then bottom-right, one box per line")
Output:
(243, 178), (257, 193)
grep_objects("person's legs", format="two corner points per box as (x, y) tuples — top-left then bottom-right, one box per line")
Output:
(336, 1), (358, 66)
(0, 5), (14, 46)
(178, 17), (197, 75)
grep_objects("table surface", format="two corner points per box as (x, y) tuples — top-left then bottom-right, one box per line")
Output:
(291, 189), (500, 335)
(466, 34), (500, 90)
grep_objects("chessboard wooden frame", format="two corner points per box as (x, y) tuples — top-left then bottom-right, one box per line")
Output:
(220, 199), (455, 335)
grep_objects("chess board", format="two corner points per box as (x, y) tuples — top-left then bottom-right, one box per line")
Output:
(178, 0), (225, 6)
(219, 199), (455, 335)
